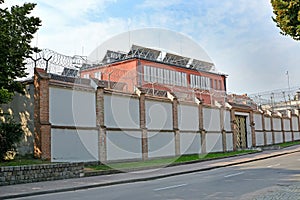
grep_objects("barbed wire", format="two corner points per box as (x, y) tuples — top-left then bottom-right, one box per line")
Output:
(25, 49), (87, 74)
(249, 86), (300, 106)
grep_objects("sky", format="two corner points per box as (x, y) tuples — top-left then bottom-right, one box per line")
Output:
(2, 0), (300, 94)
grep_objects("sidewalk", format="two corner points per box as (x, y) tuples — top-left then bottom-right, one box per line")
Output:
(1, 145), (300, 200)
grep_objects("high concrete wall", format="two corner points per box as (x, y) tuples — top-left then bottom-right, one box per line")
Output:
(0, 83), (34, 155)
(33, 71), (300, 162)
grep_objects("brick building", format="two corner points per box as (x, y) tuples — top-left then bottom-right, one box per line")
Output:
(81, 45), (227, 104)
(80, 28), (227, 105)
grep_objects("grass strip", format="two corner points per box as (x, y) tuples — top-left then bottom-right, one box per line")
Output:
(278, 141), (300, 148)
(86, 150), (257, 171)
(0, 157), (50, 167)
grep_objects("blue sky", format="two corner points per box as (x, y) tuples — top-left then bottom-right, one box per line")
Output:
(2, 0), (300, 94)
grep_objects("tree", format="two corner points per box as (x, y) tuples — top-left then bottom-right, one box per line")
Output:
(0, 117), (23, 161)
(271, 0), (300, 40)
(0, 0), (41, 104)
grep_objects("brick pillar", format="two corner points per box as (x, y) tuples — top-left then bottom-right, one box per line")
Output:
(34, 71), (41, 158)
(270, 115), (275, 145)
(250, 111), (256, 147)
(220, 107), (226, 152)
(199, 103), (206, 154)
(262, 113), (267, 146)
(281, 118), (286, 143)
(34, 69), (51, 160)
(172, 98), (180, 156)
(139, 90), (148, 160)
(230, 109), (237, 151)
(96, 87), (107, 163)
(290, 114), (295, 142)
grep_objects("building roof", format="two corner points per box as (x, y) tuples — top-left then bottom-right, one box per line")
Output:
(88, 28), (216, 72)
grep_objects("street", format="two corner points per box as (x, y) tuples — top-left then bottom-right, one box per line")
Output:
(14, 151), (300, 200)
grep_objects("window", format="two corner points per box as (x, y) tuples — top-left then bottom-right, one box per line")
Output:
(218, 80), (222, 90)
(214, 80), (217, 90)
(189, 74), (211, 90)
(182, 73), (187, 87)
(94, 72), (101, 80)
(83, 74), (89, 79)
(143, 65), (187, 87)
(144, 66), (150, 82)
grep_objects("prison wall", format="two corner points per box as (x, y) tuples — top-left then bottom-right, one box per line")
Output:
(32, 70), (300, 162)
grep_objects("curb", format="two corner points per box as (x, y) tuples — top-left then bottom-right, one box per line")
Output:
(1, 148), (300, 200)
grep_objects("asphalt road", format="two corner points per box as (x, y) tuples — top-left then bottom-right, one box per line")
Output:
(15, 152), (300, 200)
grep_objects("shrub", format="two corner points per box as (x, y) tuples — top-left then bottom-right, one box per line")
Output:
(0, 118), (23, 161)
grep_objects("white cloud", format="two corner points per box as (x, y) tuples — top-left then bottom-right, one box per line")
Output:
(2, 0), (300, 94)
(138, 0), (182, 9)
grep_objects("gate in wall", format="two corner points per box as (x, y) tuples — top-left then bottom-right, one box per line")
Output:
(235, 115), (247, 149)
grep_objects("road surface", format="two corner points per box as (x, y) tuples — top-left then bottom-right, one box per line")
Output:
(14, 152), (300, 200)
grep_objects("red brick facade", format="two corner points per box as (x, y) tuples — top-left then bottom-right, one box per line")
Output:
(80, 58), (226, 105)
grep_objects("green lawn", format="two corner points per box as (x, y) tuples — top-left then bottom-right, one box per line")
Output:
(0, 156), (50, 167)
(86, 150), (257, 171)
(278, 140), (300, 148)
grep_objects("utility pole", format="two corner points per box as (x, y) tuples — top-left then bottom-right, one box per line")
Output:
(286, 70), (291, 101)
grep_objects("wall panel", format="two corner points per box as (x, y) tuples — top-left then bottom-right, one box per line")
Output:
(264, 117), (271, 130)
(274, 132), (283, 144)
(285, 132), (292, 142)
(284, 119), (291, 131)
(254, 114), (263, 130)
(178, 104), (198, 131)
(226, 133), (233, 151)
(180, 133), (201, 155)
(49, 87), (96, 127)
(266, 132), (273, 145)
(294, 132), (300, 140)
(292, 117), (298, 131)
(104, 95), (140, 129)
(224, 111), (231, 131)
(51, 129), (98, 162)
(273, 118), (281, 131)
(148, 132), (175, 158)
(255, 132), (264, 146)
(146, 101), (173, 130)
(106, 131), (142, 161)
(203, 108), (220, 132)
(206, 133), (223, 153)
